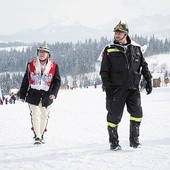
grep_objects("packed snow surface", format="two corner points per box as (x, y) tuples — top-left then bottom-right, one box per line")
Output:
(0, 86), (170, 170)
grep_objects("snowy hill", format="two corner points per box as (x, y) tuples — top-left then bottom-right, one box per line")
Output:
(96, 14), (170, 39)
(0, 19), (103, 43)
(128, 14), (170, 38)
(0, 87), (170, 169)
(146, 53), (170, 72)
(0, 14), (169, 43)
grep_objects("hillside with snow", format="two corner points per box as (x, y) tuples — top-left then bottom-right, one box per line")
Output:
(146, 53), (170, 72)
(0, 14), (169, 43)
(144, 53), (170, 84)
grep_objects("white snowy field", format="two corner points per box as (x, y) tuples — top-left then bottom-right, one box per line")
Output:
(0, 86), (170, 170)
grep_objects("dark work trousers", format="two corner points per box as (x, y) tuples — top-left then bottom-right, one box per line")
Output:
(106, 88), (143, 124)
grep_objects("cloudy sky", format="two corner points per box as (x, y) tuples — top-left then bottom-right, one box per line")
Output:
(0, 0), (169, 35)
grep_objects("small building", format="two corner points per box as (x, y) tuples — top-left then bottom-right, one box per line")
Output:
(153, 77), (161, 87)
(152, 73), (163, 88)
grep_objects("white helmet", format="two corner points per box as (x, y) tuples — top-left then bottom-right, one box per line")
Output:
(37, 41), (51, 57)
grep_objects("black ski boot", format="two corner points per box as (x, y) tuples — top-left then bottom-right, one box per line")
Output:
(130, 120), (141, 148)
(34, 138), (41, 145)
(108, 126), (121, 151)
(33, 134), (45, 144)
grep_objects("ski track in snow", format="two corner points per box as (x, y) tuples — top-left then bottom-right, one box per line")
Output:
(0, 87), (170, 170)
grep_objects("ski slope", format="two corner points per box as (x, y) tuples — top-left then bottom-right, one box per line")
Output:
(0, 86), (170, 170)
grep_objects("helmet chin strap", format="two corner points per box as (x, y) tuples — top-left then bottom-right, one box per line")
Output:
(115, 34), (127, 44)
(119, 34), (127, 41)
(39, 58), (48, 63)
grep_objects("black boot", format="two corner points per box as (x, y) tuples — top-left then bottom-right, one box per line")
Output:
(34, 138), (41, 145)
(33, 134), (45, 144)
(130, 120), (141, 148)
(108, 126), (121, 151)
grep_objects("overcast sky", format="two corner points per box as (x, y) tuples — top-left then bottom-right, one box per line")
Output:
(0, 0), (169, 35)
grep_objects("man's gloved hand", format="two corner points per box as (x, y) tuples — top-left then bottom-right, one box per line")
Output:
(146, 80), (152, 95)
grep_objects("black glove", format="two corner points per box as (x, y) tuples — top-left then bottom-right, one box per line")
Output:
(146, 80), (152, 95)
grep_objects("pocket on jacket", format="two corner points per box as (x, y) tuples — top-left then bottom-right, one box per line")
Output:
(110, 73), (124, 86)
(133, 72), (141, 87)
(25, 89), (40, 105)
(42, 96), (53, 106)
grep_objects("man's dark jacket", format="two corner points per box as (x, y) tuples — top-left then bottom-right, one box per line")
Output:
(100, 36), (152, 91)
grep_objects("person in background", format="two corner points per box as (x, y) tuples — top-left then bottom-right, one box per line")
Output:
(5, 97), (8, 105)
(100, 21), (152, 150)
(0, 98), (3, 105)
(20, 41), (61, 145)
(11, 92), (16, 104)
(0, 89), (4, 105)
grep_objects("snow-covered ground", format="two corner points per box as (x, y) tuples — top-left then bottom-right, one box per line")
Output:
(0, 86), (170, 170)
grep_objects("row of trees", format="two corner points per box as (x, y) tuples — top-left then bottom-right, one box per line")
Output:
(0, 35), (170, 75)
(133, 35), (170, 56)
(0, 35), (170, 93)
(0, 73), (23, 94)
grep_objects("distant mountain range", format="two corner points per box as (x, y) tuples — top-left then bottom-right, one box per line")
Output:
(128, 14), (170, 38)
(0, 14), (170, 43)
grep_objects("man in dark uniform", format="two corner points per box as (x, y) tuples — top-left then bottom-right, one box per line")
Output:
(100, 21), (152, 150)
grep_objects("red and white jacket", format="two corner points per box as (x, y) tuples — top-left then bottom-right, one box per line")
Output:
(29, 58), (56, 91)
